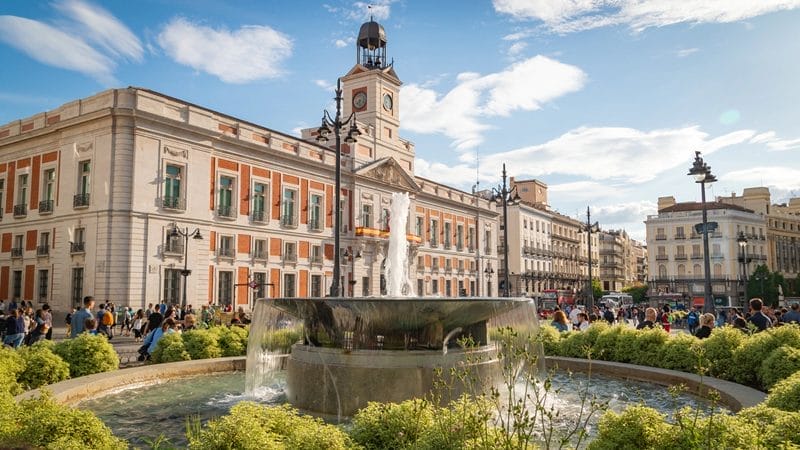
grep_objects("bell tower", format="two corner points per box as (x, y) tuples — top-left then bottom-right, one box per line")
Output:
(340, 18), (413, 173)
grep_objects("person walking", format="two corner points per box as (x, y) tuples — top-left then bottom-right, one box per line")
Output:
(71, 296), (95, 338)
(687, 307), (700, 335)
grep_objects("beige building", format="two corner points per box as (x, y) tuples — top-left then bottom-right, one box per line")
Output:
(0, 19), (500, 311)
(502, 201), (552, 297)
(598, 229), (644, 292)
(645, 196), (765, 304)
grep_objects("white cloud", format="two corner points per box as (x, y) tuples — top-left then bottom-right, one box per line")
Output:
(507, 41), (528, 58)
(0, 15), (115, 84)
(482, 125), (755, 183)
(415, 159), (481, 188)
(157, 18), (292, 83)
(313, 79), (335, 91)
(675, 47), (699, 57)
(334, 36), (355, 48)
(493, 0), (800, 33)
(750, 131), (800, 151)
(722, 167), (800, 195)
(401, 55), (586, 149)
(55, 0), (142, 61)
(349, 1), (395, 21)
(592, 200), (658, 227)
(549, 180), (627, 200)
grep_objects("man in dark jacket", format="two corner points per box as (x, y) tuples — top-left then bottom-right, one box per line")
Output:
(747, 298), (772, 332)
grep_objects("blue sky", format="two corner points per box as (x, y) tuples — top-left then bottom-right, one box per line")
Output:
(1, 0), (799, 240)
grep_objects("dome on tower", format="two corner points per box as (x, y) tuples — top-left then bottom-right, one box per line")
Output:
(357, 20), (387, 50)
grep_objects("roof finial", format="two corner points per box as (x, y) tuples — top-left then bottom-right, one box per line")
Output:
(368, 4), (373, 22)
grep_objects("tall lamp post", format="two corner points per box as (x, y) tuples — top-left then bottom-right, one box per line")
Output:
(581, 207), (600, 311)
(168, 224), (203, 310)
(316, 78), (361, 297)
(738, 232), (748, 303)
(688, 151), (718, 314)
(490, 163), (521, 297)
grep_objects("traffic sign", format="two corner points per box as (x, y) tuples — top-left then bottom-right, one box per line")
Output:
(694, 221), (718, 235)
(248, 280), (259, 289)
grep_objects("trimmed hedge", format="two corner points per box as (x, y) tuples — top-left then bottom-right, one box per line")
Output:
(16, 341), (70, 390)
(766, 370), (800, 412)
(53, 333), (119, 378)
(152, 332), (191, 363)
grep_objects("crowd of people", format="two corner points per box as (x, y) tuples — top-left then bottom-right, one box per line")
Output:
(0, 299), (54, 348)
(549, 298), (800, 338)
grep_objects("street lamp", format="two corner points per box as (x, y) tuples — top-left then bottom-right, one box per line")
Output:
(316, 78), (361, 297)
(490, 164), (521, 297)
(168, 224), (203, 310)
(579, 207), (600, 311)
(737, 232), (749, 301)
(688, 151), (717, 314)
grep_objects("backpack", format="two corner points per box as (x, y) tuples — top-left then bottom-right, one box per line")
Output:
(102, 310), (114, 326)
(687, 311), (698, 326)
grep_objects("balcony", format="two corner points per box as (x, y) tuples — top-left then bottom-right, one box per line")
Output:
(430, 239), (439, 248)
(432, 263), (440, 273)
(36, 245), (49, 257)
(311, 254), (323, 265)
(675, 234), (687, 240)
(655, 254), (668, 261)
(217, 247), (234, 258)
(163, 240), (184, 255)
(11, 247), (23, 258)
(38, 200), (54, 214)
(655, 234), (667, 241)
(309, 218), (323, 231)
(283, 252), (298, 263)
(711, 253), (724, 259)
(251, 210), (267, 223)
(674, 254), (688, 260)
(70, 242), (85, 254)
(217, 205), (236, 219)
(73, 193), (90, 208)
(161, 196), (185, 211)
(13, 204), (26, 217)
(691, 253), (703, 260)
(468, 246), (475, 253)
(252, 250), (268, 261)
(456, 243), (464, 252)
(280, 215), (297, 229)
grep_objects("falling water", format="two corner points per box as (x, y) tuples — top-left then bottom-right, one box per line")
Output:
(385, 192), (412, 297)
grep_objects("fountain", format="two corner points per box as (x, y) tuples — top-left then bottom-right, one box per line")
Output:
(245, 192), (542, 420)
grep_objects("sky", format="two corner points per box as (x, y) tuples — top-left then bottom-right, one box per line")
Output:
(1, 0), (799, 241)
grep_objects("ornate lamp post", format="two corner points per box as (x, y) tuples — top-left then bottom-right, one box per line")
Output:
(168, 224), (203, 310)
(580, 207), (600, 311)
(484, 266), (495, 297)
(688, 151), (718, 314)
(738, 232), (749, 302)
(490, 164), (521, 297)
(316, 79), (361, 297)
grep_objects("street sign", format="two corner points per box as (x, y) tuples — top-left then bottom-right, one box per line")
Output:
(248, 280), (258, 289)
(694, 221), (718, 235)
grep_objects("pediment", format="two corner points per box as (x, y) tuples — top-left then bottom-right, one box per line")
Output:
(356, 157), (419, 192)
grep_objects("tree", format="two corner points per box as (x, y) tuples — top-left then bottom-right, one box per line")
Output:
(747, 264), (789, 307)
(623, 284), (649, 303)
(591, 278), (603, 301)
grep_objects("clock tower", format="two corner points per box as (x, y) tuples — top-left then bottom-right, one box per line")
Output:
(340, 19), (414, 173)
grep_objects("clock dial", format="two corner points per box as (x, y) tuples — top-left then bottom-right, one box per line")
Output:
(353, 92), (367, 109)
(383, 93), (393, 111)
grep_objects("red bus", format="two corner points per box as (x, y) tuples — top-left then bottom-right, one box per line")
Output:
(539, 289), (575, 317)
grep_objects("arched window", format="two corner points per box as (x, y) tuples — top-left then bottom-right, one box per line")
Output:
(677, 264), (686, 276)
(713, 263), (723, 277)
(658, 265), (667, 278)
(693, 264), (701, 276)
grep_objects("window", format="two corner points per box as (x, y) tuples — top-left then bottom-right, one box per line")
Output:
(445, 279), (452, 296)
(12, 270), (22, 298)
(281, 188), (297, 227)
(252, 182), (267, 222)
(253, 239), (267, 260)
(444, 222), (452, 248)
(415, 216), (423, 237)
(484, 229), (492, 254)
(163, 269), (181, 303)
(164, 230), (183, 254)
(381, 208), (390, 230)
(11, 235), (23, 258)
(361, 276), (370, 297)
(40, 169), (55, 213)
(456, 224), (464, 250)
(219, 236), (234, 258)
(283, 273), (296, 297)
(417, 279), (424, 297)
(361, 204), (373, 228)
(432, 279), (439, 295)
(14, 174), (27, 216)
(74, 160), (91, 207)
(218, 271), (233, 304)
(284, 242), (297, 262)
(253, 272), (267, 298)
(38, 269), (49, 300)
(71, 228), (85, 253)
(0, 179), (4, 219)
(468, 227), (475, 251)
(339, 199), (346, 233)
(71, 268), (84, 305)
(311, 275), (323, 297)
(38, 231), (50, 256)
(309, 194), (323, 230)
(163, 164), (184, 210)
(712, 243), (721, 256)
(311, 245), (323, 264)
(218, 176), (235, 217)
(430, 219), (439, 247)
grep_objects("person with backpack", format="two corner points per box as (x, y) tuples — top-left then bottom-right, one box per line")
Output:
(97, 303), (114, 339)
(686, 306), (700, 335)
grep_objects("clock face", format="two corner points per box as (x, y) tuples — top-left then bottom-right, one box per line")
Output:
(353, 92), (367, 109)
(383, 93), (393, 111)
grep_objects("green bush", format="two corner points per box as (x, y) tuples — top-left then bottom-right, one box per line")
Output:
(656, 333), (700, 373)
(350, 399), (435, 449)
(739, 405), (800, 447)
(766, 370), (800, 412)
(731, 325), (800, 387)
(537, 324), (562, 356)
(17, 341), (70, 390)
(672, 407), (762, 450)
(558, 331), (589, 358)
(0, 391), (127, 449)
(593, 325), (625, 361)
(53, 333), (119, 378)
(0, 347), (24, 396)
(416, 396), (494, 450)
(188, 402), (350, 450)
(628, 328), (669, 367)
(611, 327), (640, 363)
(182, 329), (222, 360)
(260, 327), (303, 353)
(588, 405), (672, 450)
(760, 345), (800, 390)
(151, 332), (191, 363)
(700, 326), (745, 379)
(215, 325), (249, 357)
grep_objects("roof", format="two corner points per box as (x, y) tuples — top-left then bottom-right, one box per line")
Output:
(659, 201), (755, 214)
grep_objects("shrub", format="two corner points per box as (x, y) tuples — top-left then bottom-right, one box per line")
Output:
(182, 329), (222, 360)
(151, 332), (191, 363)
(17, 341), (70, 389)
(537, 324), (562, 356)
(611, 327), (640, 363)
(588, 405), (672, 450)
(416, 396), (493, 450)
(672, 408), (762, 450)
(731, 325), (800, 387)
(1, 391), (127, 449)
(558, 331), (589, 358)
(188, 402), (350, 450)
(700, 326), (745, 379)
(0, 347), (24, 396)
(216, 325), (249, 357)
(739, 405), (800, 447)
(628, 328), (669, 367)
(766, 370), (800, 412)
(760, 345), (800, 390)
(53, 333), (119, 378)
(593, 325), (625, 361)
(350, 399), (435, 449)
(656, 333), (700, 373)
